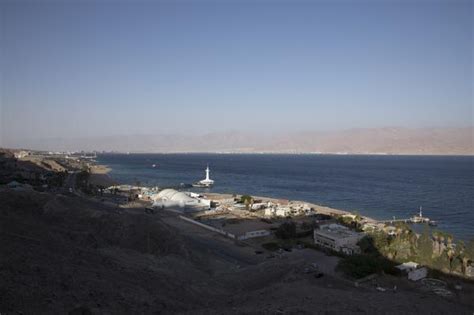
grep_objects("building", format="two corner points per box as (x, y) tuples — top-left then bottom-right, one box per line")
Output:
(237, 230), (271, 240)
(395, 262), (427, 281)
(192, 165), (214, 187)
(152, 189), (210, 210)
(14, 151), (29, 159)
(313, 223), (364, 255)
(219, 220), (272, 240)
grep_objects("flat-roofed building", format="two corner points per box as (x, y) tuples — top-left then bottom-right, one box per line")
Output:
(314, 223), (364, 255)
(219, 219), (273, 240)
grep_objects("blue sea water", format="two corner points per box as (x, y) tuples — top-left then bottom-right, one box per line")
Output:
(97, 154), (474, 241)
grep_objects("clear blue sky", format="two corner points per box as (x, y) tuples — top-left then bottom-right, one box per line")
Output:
(1, 0), (472, 145)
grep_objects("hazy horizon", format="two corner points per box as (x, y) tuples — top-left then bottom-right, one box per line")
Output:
(4, 126), (472, 155)
(1, 0), (473, 147)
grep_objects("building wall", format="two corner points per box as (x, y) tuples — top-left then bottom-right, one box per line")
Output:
(408, 267), (428, 281)
(313, 228), (363, 254)
(237, 230), (271, 240)
(314, 233), (337, 250)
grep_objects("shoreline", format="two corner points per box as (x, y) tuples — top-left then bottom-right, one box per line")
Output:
(204, 192), (378, 224)
(93, 160), (378, 224)
(87, 160), (471, 241)
(88, 164), (117, 187)
(97, 151), (474, 156)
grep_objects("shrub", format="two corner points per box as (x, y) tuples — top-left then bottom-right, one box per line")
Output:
(337, 255), (398, 279)
(275, 222), (297, 239)
(262, 242), (280, 251)
(240, 195), (253, 204)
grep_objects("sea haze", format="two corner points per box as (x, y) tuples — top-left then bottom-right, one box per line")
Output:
(97, 154), (474, 241)
(9, 127), (474, 155)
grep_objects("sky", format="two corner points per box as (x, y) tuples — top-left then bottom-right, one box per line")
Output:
(1, 0), (472, 147)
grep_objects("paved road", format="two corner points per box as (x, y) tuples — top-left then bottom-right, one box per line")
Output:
(158, 211), (264, 267)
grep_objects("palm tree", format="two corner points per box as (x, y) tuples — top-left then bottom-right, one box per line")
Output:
(439, 234), (446, 256)
(432, 232), (439, 257)
(456, 241), (469, 275)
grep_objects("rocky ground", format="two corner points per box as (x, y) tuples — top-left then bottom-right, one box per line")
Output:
(1, 187), (473, 314)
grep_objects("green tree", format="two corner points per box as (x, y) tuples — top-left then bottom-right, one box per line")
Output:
(358, 235), (377, 255)
(275, 222), (296, 239)
(417, 225), (433, 266)
(371, 230), (390, 254)
(240, 195), (253, 210)
(465, 239), (474, 261)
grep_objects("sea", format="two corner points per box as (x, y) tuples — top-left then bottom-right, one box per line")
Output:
(97, 154), (474, 241)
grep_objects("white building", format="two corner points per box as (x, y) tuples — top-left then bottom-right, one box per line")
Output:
(14, 151), (29, 159)
(276, 207), (292, 217)
(314, 223), (364, 255)
(395, 262), (427, 281)
(152, 189), (210, 210)
(193, 165), (214, 187)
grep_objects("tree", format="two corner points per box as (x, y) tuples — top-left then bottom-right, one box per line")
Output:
(371, 230), (390, 254)
(275, 222), (296, 239)
(465, 239), (474, 261)
(358, 235), (377, 255)
(417, 225), (433, 266)
(240, 195), (253, 210)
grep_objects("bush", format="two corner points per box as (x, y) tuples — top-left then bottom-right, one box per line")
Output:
(262, 242), (280, 251)
(275, 222), (297, 239)
(240, 195), (253, 204)
(337, 255), (398, 279)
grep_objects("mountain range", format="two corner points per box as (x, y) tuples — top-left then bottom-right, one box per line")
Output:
(6, 127), (474, 155)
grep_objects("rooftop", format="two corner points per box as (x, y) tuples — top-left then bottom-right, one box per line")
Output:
(207, 219), (274, 236)
(316, 223), (363, 240)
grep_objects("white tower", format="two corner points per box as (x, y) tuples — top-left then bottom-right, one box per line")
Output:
(205, 165), (210, 181)
(196, 165), (214, 187)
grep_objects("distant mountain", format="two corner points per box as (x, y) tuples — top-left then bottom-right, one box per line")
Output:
(6, 127), (474, 155)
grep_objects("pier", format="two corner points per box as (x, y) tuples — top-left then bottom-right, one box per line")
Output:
(376, 207), (437, 226)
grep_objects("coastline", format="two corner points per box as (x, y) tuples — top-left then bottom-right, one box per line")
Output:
(205, 192), (377, 223)
(96, 160), (378, 224)
(88, 164), (117, 187)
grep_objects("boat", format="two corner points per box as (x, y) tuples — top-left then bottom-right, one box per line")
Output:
(192, 165), (214, 188)
(428, 220), (437, 226)
(152, 164), (157, 168)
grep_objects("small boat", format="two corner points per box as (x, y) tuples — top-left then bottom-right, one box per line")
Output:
(428, 220), (437, 226)
(152, 164), (158, 168)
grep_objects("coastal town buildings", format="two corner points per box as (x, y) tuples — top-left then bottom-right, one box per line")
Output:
(313, 223), (364, 255)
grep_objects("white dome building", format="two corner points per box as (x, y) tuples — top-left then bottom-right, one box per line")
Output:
(152, 189), (210, 210)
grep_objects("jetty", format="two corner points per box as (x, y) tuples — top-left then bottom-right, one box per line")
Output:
(377, 207), (437, 226)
